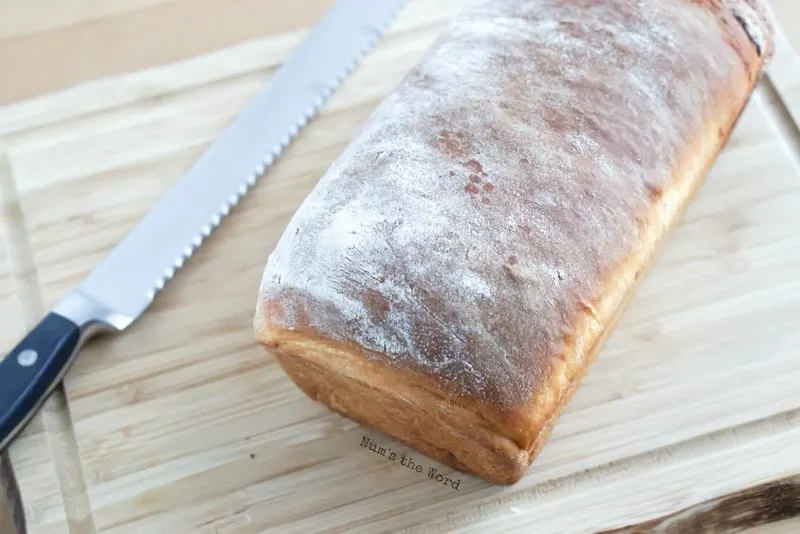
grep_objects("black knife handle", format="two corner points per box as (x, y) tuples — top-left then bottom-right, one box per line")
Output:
(0, 313), (81, 452)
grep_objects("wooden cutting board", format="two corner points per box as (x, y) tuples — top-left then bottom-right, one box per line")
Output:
(2, 1), (800, 532)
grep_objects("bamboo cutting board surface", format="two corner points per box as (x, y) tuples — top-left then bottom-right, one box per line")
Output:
(2, 0), (800, 532)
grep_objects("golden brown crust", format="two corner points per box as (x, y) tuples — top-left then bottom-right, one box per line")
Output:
(257, 88), (757, 484)
(268, 337), (528, 483)
(255, 0), (773, 484)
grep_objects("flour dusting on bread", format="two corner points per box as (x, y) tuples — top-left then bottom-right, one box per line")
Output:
(258, 0), (770, 407)
(723, 0), (776, 60)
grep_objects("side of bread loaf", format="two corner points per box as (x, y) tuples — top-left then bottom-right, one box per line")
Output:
(254, 0), (774, 484)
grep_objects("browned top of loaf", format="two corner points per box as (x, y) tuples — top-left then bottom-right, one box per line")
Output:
(258, 0), (772, 408)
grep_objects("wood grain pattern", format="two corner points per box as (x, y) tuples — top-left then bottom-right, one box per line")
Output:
(0, 452), (26, 534)
(768, 1), (800, 127)
(0, 0), (336, 106)
(599, 475), (800, 533)
(0, 153), (28, 356)
(771, 0), (800, 51)
(748, 518), (800, 534)
(0, 152), (73, 534)
(0, 156), (96, 533)
(0, 0), (799, 532)
(0, 153), (28, 534)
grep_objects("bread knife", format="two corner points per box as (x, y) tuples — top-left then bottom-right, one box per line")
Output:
(0, 0), (408, 453)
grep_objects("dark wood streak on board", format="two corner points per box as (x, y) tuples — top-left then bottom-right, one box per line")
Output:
(599, 475), (800, 534)
(0, 452), (26, 534)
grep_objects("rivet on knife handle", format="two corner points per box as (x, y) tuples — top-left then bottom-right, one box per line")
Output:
(0, 314), (81, 452)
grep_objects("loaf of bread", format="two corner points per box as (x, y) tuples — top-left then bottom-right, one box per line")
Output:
(254, 0), (774, 484)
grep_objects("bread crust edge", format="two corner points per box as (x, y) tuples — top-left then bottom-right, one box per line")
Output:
(253, 30), (766, 485)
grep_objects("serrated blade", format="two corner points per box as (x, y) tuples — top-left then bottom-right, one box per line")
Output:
(60, 0), (408, 329)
